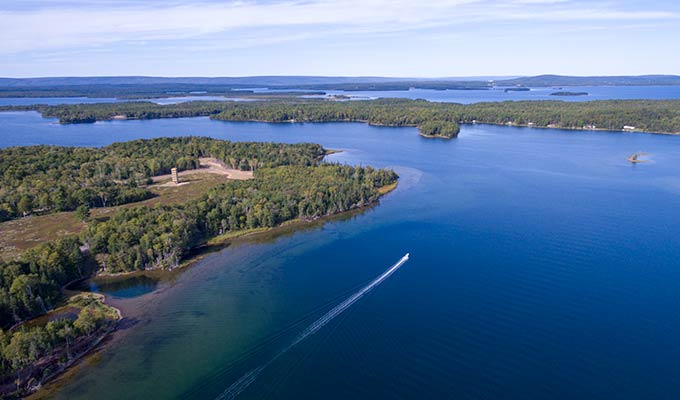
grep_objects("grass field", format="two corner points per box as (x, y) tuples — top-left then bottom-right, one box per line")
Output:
(0, 172), (228, 261)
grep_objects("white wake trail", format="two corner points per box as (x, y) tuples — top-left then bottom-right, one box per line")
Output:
(215, 253), (410, 400)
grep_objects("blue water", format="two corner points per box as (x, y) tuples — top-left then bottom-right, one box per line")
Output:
(3, 112), (680, 399)
(0, 97), (122, 106)
(315, 85), (680, 103)
(2, 85), (680, 106)
(70, 276), (160, 299)
(0, 96), (251, 106)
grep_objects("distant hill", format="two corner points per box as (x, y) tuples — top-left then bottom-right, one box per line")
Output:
(0, 76), (419, 88)
(1, 75), (679, 96)
(497, 74), (680, 87)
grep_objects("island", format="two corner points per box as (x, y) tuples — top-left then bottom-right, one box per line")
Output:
(550, 91), (589, 96)
(5, 98), (680, 136)
(3, 75), (679, 99)
(503, 87), (531, 92)
(0, 137), (398, 398)
(418, 120), (460, 139)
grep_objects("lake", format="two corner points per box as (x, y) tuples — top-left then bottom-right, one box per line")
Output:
(3, 112), (680, 399)
(0, 96), (252, 106)
(2, 85), (680, 106)
(290, 85), (680, 103)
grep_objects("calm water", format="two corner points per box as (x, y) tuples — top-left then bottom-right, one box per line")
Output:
(0, 97), (122, 106)
(2, 85), (680, 106)
(3, 112), (680, 399)
(70, 276), (160, 299)
(0, 96), (249, 106)
(316, 85), (680, 103)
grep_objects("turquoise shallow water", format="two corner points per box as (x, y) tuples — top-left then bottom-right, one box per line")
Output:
(2, 112), (680, 399)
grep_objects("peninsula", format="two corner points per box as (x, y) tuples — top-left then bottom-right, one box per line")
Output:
(5, 98), (680, 137)
(0, 137), (397, 398)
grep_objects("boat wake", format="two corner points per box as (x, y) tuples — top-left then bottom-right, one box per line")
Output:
(215, 253), (410, 400)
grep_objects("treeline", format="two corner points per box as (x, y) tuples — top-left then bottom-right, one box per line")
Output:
(0, 238), (88, 327)
(0, 84), (255, 99)
(39, 101), (229, 123)
(20, 98), (680, 134)
(85, 164), (398, 273)
(458, 100), (680, 132)
(213, 99), (680, 133)
(0, 138), (325, 221)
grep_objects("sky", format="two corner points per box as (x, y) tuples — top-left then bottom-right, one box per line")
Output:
(1, 0), (679, 77)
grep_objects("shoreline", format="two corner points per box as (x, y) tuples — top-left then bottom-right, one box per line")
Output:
(418, 132), (456, 140)
(93, 180), (397, 280)
(25, 180), (398, 398)
(464, 121), (680, 136)
(1, 108), (678, 136)
(6, 293), (121, 399)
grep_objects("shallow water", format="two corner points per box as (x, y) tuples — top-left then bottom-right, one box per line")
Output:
(71, 276), (160, 299)
(2, 112), (680, 399)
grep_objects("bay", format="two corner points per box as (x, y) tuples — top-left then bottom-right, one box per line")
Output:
(2, 112), (679, 399)
(2, 85), (680, 107)
(311, 85), (680, 103)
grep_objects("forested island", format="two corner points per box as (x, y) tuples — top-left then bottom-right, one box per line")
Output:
(504, 87), (530, 92)
(0, 137), (397, 398)
(551, 91), (588, 96)
(7, 98), (680, 136)
(2, 75), (680, 98)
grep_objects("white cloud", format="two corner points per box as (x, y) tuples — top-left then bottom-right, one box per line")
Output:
(0, 0), (677, 55)
(512, 0), (570, 4)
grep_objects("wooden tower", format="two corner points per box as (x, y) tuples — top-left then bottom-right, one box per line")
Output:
(171, 167), (179, 184)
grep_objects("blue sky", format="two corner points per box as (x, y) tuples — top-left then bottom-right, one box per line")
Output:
(1, 0), (679, 77)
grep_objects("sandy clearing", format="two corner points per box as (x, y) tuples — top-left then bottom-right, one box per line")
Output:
(152, 157), (253, 187)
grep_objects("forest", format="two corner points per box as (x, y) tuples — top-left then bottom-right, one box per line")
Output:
(0, 137), (397, 390)
(0, 293), (118, 397)
(0, 137), (325, 221)
(8, 98), (680, 134)
(211, 99), (680, 134)
(85, 164), (398, 273)
(0, 161), (396, 326)
(417, 120), (461, 138)
(0, 237), (88, 327)
(0, 137), (332, 325)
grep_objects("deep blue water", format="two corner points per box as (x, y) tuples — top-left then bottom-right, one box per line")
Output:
(2, 112), (680, 399)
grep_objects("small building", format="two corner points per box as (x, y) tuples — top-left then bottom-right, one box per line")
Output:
(171, 167), (179, 184)
(623, 125), (636, 131)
